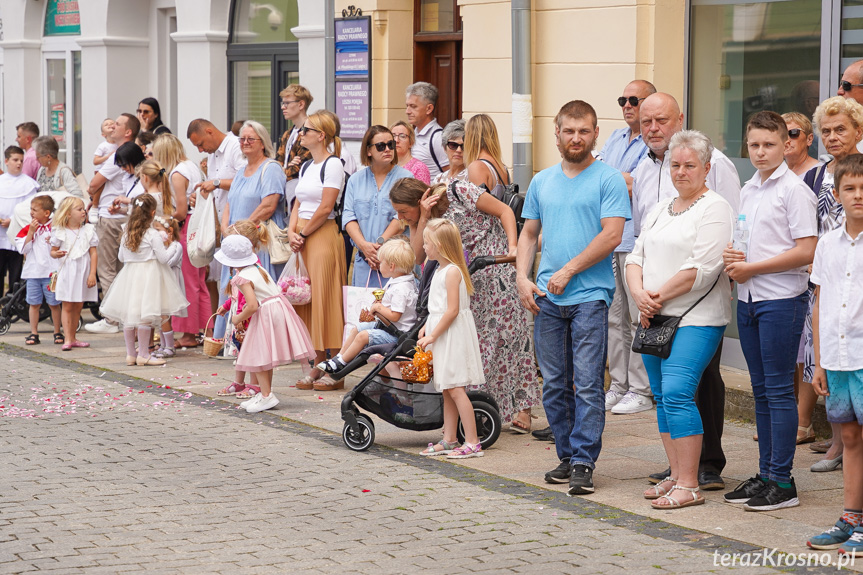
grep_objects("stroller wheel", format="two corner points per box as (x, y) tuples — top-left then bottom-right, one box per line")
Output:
(458, 400), (501, 449)
(0, 318), (9, 336)
(342, 414), (375, 452)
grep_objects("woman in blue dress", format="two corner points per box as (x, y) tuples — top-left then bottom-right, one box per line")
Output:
(214, 121), (286, 339)
(343, 125), (413, 287)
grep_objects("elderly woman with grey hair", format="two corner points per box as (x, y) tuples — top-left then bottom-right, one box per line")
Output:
(33, 136), (83, 197)
(432, 119), (467, 185)
(625, 129), (734, 509)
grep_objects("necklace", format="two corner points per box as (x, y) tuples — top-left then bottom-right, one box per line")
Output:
(668, 190), (708, 217)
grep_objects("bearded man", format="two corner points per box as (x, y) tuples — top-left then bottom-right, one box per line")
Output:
(516, 100), (631, 495)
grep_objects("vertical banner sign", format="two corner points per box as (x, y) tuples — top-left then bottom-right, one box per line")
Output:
(50, 104), (65, 140)
(334, 11), (371, 140)
(44, 1), (81, 36)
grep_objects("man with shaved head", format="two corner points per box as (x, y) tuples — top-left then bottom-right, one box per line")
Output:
(187, 119), (244, 217)
(837, 60), (863, 153)
(600, 79), (656, 417)
(631, 92), (741, 492)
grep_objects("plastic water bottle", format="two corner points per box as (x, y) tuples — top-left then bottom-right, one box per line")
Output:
(733, 214), (749, 259)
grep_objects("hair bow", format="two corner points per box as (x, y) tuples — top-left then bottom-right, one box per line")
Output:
(134, 199), (144, 207)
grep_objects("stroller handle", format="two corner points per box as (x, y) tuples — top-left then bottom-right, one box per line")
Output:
(467, 254), (516, 274)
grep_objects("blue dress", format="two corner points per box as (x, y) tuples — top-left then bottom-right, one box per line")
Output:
(341, 164), (412, 286)
(219, 160), (287, 298)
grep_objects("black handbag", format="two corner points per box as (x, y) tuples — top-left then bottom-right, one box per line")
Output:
(632, 277), (719, 359)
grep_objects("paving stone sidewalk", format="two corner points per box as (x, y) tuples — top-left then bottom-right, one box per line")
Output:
(1, 349), (858, 574)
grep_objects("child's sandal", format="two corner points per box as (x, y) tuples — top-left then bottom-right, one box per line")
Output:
(25, 334), (40, 345)
(236, 385), (260, 399)
(53, 333), (65, 345)
(420, 440), (460, 456)
(218, 383), (245, 396)
(446, 442), (484, 459)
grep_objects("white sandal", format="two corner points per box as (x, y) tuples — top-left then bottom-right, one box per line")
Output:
(644, 476), (677, 500)
(651, 485), (705, 509)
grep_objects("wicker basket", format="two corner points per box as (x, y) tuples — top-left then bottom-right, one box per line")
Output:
(202, 313), (224, 357)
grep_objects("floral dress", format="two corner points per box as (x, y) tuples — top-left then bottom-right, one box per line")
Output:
(443, 179), (540, 422)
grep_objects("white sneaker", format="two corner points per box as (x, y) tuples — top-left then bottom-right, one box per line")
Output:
(240, 392), (261, 409)
(605, 389), (625, 411)
(246, 393), (279, 413)
(88, 207), (99, 225)
(611, 391), (654, 415)
(84, 319), (119, 334)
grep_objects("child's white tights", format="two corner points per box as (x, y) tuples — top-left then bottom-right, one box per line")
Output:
(124, 326), (153, 358)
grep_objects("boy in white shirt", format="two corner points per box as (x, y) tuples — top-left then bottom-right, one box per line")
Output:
(318, 239), (418, 374)
(722, 111), (817, 512)
(14, 195), (62, 345)
(0, 146), (40, 295)
(93, 118), (118, 166)
(806, 155), (863, 556)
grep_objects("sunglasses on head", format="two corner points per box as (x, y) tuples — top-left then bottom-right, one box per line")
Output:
(618, 96), (646, 107)
(446, 141), (464, 151)
(788, 128), (803, 139)
(372, 140), (396, 152)
(841, 80), (863, 92)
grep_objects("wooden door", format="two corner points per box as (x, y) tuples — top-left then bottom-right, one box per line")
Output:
(413, 0), (462, 126)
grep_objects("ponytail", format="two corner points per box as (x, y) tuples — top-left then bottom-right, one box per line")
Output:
(333, 135), (342, 160)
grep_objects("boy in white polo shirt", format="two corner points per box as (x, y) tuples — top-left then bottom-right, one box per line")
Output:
(806, 155), (863, 556)
(14, 195), (62, 345)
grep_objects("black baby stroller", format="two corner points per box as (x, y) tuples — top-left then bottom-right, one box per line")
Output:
(335, 254), (514, 452)
(0, 281), (102, 336)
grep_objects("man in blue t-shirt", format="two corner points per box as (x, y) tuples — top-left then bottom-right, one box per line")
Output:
(516, 100), (630, 495)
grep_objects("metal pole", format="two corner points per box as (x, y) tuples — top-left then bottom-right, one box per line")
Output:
(511, 0), (532, 192)
(325, 0), (335, 110)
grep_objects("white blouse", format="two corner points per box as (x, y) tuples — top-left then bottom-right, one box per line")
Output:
(626, 190), (734, 327)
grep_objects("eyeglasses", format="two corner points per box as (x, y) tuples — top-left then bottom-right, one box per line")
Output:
(618, 96), (646, 107)
(840, 80), (863, 92)
(238, 137), (261, 144)
(135, 109), (152, 115)
(298, 126), (320, 135)
(393, 133), (410, 141)
(446, 141), (464, 151)
(372, 140), (396, 152)
(280, 100), (300, 108)
(788, 128), (803, 139)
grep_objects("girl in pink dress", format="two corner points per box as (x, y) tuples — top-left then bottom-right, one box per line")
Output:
(214, 234), (315, 413)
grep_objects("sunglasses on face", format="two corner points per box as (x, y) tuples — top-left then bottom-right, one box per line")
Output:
(372, 140), (396, 152)
(841, 80), (863, 92)
(446, 141), (464, 151)
(618, 96), (646, 107)
(298, 126), (320, 135)
(788, 128), (803, 139)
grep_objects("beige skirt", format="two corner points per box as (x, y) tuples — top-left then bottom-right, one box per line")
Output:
(294, 218), (346, 350)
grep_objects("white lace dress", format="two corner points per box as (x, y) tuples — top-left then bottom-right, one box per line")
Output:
(424, 264), (485, 391)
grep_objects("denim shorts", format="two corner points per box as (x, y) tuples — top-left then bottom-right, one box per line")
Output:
(826, 369), (863, 425)
(357, 321), (397, 346)
(26, 278), (59, 306)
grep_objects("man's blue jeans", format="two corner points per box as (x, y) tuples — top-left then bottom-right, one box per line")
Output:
(534, 297), (608, 470)
(737, 292), (808, 483)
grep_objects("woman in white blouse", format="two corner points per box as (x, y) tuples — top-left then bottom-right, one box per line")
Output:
(625, 130), (734, 509)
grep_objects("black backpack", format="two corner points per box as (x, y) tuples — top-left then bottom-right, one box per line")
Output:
(299, 155), (350, 228)
(478, 159), (524, 234)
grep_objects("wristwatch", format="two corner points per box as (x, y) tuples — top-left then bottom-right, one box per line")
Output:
(376, 235), (386, 244)
(213, 178), (221, 189)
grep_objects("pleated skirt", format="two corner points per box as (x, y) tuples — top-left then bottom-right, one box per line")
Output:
(293, 218), (346, 350)
(235, 294), (316, 372)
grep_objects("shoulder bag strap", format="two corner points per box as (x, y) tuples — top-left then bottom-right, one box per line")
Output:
(428, 128), (443, 171)
(479, 158), (503, 187)
(679, 275), (721, 319)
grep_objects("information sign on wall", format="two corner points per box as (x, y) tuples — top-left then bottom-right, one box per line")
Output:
(44, 0), (81, 36)
(334, 9), (371, 141)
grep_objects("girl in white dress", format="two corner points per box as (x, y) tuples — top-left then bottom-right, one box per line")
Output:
(151, 214), (184, 358)
(417, 218), (486, 459)
(49, 197), (99, 351)
(99, 194), (189, 366)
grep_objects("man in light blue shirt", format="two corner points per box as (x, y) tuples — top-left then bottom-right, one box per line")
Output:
(517, 100), (630, 495)
(599, 80), (655, 416)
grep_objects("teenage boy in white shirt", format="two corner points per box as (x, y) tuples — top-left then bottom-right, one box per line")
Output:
(14, 195), (61, 345)
(0, 146), (40, 295)
(722, 111), (817, 512)
(806, 154), (863, 556)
